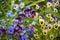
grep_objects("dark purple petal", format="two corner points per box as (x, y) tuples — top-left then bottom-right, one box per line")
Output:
(24, 9), (31, 14)
(18, 14), (25, 17)
(48, 0), (52, 2)
(31, 10), (36, 16)
(0, 30), (2, 35)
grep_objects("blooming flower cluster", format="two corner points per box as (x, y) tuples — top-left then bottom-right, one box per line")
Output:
(0, 0), (60, 40)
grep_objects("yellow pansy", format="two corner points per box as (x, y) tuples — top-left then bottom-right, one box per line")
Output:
(36, 4), (39, 9)
(43, 29), (48, 35)
(34, 27), (38, 33)
(44, 21), (48, 27)
(34, 34), (39, 39)
(47, 2), (52, 8)
(39, 19), (44, 25)
(50, 17), (54, 22)
(54, 8), (58, 13)
(55, 1), (59, 6)
(54, 23), (58, 29)
(46, 14), (51, 18)
(50, 34), (54, 39)
(48, 24), (53, 31)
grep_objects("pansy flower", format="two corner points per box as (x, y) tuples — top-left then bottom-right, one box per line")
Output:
(44, 21), (48, 27)
(13, 4), (19, 10)
(12, 19), (19, 25)
(50, 34), (54, 39)
(54, 23), (58, 29)
(34, 33), (39, 39)
(43, 29), (48, 35)
(8, 25), (14, 34)
(28, 27), (34, 35)
(39, 19), (45, 26)
(20, 2), (24, 9)
(48, 24), (53, 31)
(51, 15), (57, 21)
(48, 0), (52, 2)
(30, 10), (36, 18)
(21, 34), (28, 40)
(47, 2), (52, 8)
(54, 8), (58, 13)
(34, 27), (38, 34)
(15, 25), (22, 32)
(18, 14), (26, 20)
(0, 27), (6, 34)
(24, 8), (31, 17)
(46, 13), (51, 18)
(50, 17), (54, 22)
(55, 1), (59, 6)
(36, 4), (39, 9)
(0, 29), (2, 35)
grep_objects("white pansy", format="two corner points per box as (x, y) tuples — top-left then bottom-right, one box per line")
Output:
(20, 2), (24, 9)
(14, 4), (19, 10)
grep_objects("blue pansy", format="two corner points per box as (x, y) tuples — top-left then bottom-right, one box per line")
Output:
(8, 25), (14, 34)
(28, 27), (34, 35)
(18, 34), (28, 40)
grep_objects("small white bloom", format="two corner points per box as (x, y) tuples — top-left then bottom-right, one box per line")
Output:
(36, 4), (39, 9)
(14, 4), (19, 10)
(20, 2), (24, 9)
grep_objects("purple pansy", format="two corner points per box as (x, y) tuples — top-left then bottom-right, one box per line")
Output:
(16, 14), (25, 22)
(23, 8), (36, 18)
(24, 9), (31, 14)
(30, 10), (36, 18)
(51, 15), (57, 20)
(0, 29), (2, 35)
(1, 28), (6, 33)
(48, 0), (52, 2)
